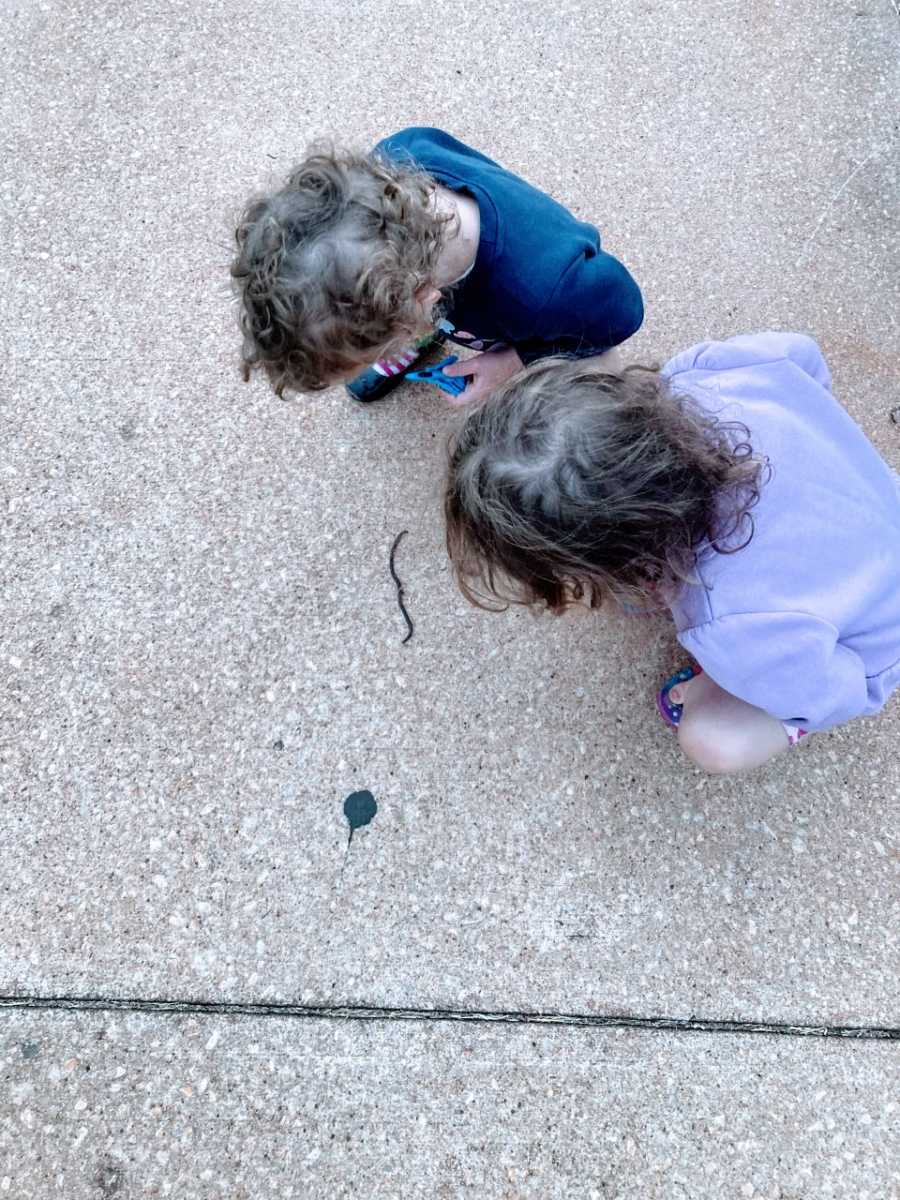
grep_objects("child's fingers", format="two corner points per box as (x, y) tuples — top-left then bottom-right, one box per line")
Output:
(445, 377), (485, 407)
(443, 354), (479, 377)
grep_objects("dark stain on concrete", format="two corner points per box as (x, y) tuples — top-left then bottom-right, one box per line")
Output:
(94, 1158), (125, 1196)
(343, 790), (377, 846)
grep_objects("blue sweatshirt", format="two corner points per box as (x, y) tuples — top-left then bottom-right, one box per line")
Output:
(375, 128), (643, 363)
(665, 332), (900, 731)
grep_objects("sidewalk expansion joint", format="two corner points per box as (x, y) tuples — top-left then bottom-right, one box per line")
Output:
(1, 995), (898, 1042)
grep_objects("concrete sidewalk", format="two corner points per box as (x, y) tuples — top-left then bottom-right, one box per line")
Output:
(2, 1008), (898, 1198)
(2, 0), (899, 1196)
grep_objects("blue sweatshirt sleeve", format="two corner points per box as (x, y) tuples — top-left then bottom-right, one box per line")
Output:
(678, 610), (870, 730)
(512, 250), (644, 364)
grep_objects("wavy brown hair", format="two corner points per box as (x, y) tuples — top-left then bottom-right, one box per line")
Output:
(445, 357), (768, 613)
(230, 145), (453, 395)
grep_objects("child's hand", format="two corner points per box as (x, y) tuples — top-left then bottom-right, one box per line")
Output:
(442, 347), (524, 405)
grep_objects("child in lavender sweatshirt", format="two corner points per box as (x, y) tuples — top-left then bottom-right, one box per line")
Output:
(444, 332), (900, 774)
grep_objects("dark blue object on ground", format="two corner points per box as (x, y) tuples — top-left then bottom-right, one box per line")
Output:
(406, 355), (470, 397)
(343, 790), (378, 845)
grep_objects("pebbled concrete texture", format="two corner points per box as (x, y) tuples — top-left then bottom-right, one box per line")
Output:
(2, 1009), (899, 1200)
(2, 0), (900, 1195)
(3, 0), (899, 1022)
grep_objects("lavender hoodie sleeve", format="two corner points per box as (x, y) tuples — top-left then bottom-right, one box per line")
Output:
(679, 611), (870, 729)
(664, 331), (832, 391)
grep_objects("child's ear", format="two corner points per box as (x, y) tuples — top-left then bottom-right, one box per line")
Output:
(415, 283), (442, 307)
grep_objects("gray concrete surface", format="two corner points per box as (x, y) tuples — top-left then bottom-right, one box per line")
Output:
(2, 0), (900, 1195)
(2, 1010), (899, 1199)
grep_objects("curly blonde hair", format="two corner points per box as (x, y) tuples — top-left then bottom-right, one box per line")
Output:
(230, 145), (453, 395)
(445, 357), (768, 613)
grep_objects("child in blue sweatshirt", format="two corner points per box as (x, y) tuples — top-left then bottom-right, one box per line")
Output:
(231, 128), (643, 403)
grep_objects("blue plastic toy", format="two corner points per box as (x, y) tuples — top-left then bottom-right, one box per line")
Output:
(406, 355), (471, 397)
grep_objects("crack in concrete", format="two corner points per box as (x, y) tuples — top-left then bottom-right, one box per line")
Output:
(1, 995), (897, 1042)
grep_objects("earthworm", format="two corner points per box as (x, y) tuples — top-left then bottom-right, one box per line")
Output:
(389, 530), (414, 645)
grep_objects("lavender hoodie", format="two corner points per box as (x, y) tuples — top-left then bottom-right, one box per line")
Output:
(663, 332), (900, 731)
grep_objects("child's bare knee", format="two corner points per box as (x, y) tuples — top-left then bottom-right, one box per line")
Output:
(677, 719), (746, 775)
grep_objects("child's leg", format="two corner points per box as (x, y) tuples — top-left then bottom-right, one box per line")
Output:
(669, 672), (791, 774)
